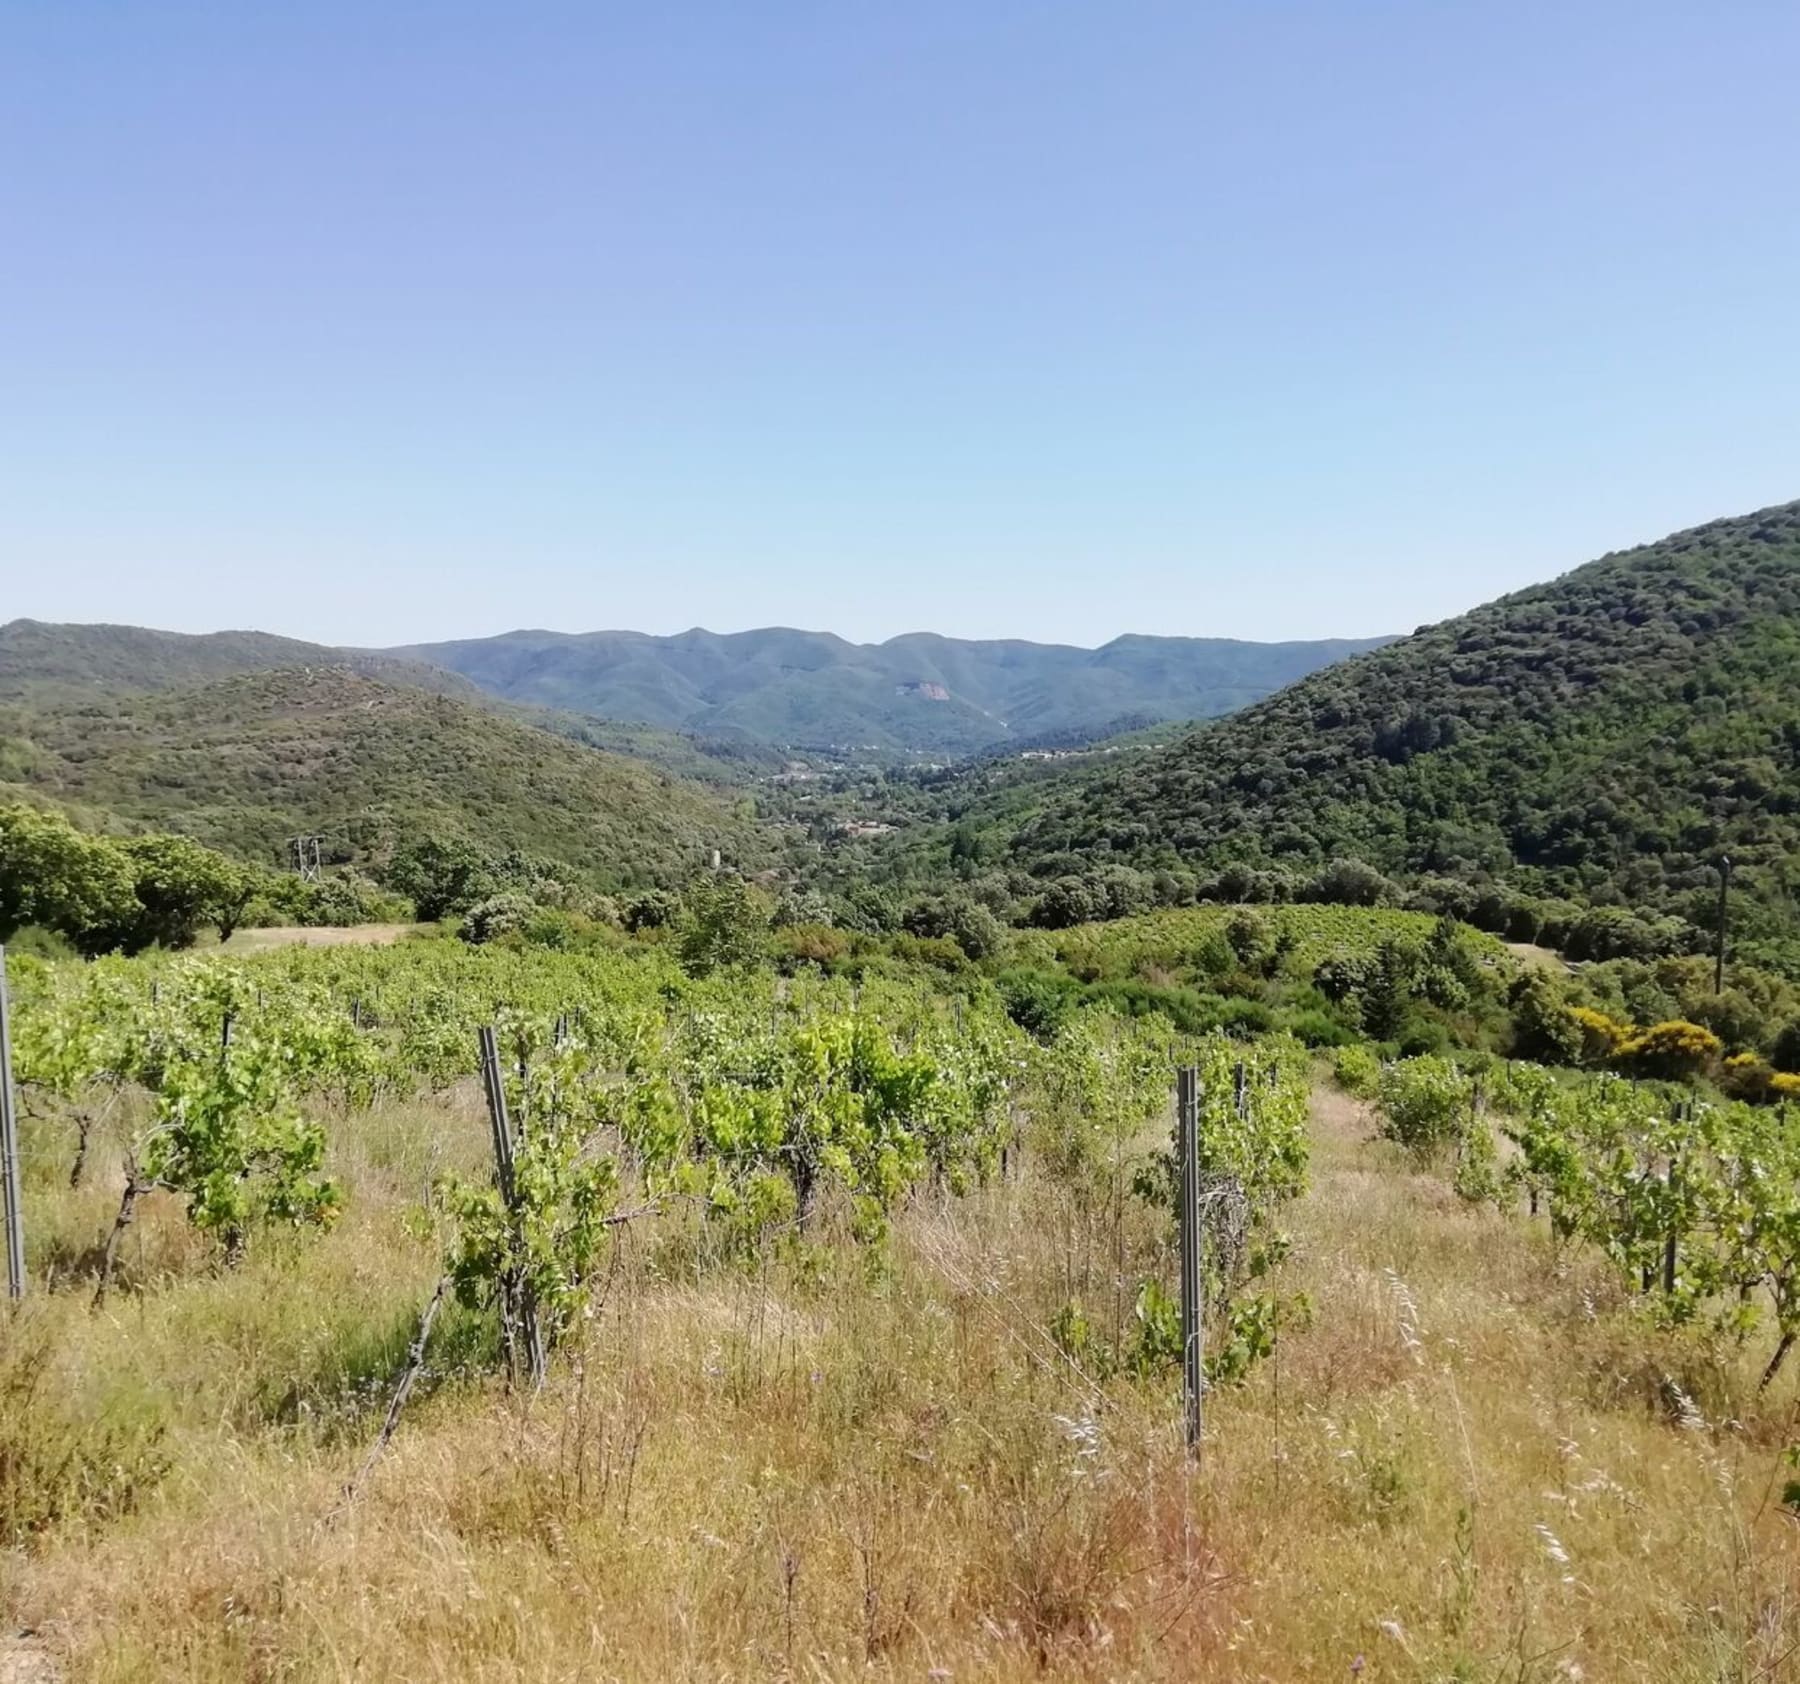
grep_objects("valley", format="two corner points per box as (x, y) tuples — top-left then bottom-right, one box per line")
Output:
(5, 501), (1800, 1682)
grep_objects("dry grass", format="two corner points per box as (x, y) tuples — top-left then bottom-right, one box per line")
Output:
(4, 1080), (1800, 1680)
(218, 925), (417, 952)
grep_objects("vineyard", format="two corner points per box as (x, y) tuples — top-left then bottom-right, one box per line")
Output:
(5, 942), (1800, 1678)
(1358, 1049), (1800, 1389)
(1009, 903), (1511, 979)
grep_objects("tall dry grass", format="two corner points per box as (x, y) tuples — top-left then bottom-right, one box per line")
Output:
(2, 1079), (1799, 1680)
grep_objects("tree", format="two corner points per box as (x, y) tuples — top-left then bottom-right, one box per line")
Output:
(0, 805), (137, 952)
(384, 837), (495, 922)
(945, 900), (1003, 961)
(110, 835), (247, 953)
(1031, 877), (1104, 930)
(622, 888), (680, 933)
(1307, 858), (1400, 908)
(676, 875), (767, 977)
(1508, 971), (1582, 1064)
(1225, 909), (1271, 971)
(1360, 940), (1416, 1040)
(460, 892), (538, 946)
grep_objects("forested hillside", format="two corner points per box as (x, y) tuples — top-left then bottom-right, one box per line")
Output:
(392, 625), (1390, 755)
(0, 618), (476, 706)
(1010, 503), (1800, 956)
(0, 668), (769, 889)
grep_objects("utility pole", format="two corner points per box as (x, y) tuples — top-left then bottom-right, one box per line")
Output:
(1715, 855), (1732, 997)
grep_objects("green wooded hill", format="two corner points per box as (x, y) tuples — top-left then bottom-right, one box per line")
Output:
(0, 667), (769, 890)
(0, 618), (480, 706)
(388, 625), (1392, 756)
(0, 618), (786, 787)
(1011, 501), (1800, 948)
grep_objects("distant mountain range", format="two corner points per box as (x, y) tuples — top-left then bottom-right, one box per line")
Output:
(382, 627), (1393, 756)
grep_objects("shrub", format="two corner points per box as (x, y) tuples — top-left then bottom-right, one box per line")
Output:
(1282, 1008), (1359, 1048)
(458, 892), (537, 946)
(1509, 972), (1582, 1063)
(1332, 1045), (1382, 1098)
(996, 968), (1081, 1040)
(1307, 858), (1401, 908)
(1375, 1056), (1475, 1157)
(774, 923), (851, 970)
(1568, 1005), (1633, 1066)
(676, 875), (768, 977)
(1721, 1052), (1777, 1104)
(622, 889), (679, 933)
(1616, 1020), (1721, 1082)
(946, 901), (1004, 961)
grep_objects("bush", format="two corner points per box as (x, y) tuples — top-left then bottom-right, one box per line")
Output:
(1568, 1004), (1633, 1066)
(622, 889), (680, 933)
(1508, 971), (1582, 1063)
(890, 933), (968, 971)
(774, 923), (852, 970)
(676, 875), (768, 978)
(459, 892), (538, 945)
(1307, 858), (1401, 908)
(1281, 1008), (1359, 1048)
(1616, 1019), (1721, 1082)
(1375, 1056), (1474, 1157)
(996, 967), (1082, 1041)
(1332, 1045), (1382, 1098)
(947, 901), (1004, 961)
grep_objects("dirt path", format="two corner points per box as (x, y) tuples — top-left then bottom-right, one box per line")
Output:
(222, 923), (416, 952)
(1505, 940), (1571, 974)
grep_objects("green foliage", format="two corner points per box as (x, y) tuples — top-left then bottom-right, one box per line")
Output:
(0, 804), (257, 956)
(1, 668), (764, 897)
(1006, 503), (1800, 974)
(142, 1022), (342, 1253)
(459, 892), (538, 946)
(387, 837), (497, 922)
(1375, 1057), (1477, 1159)
(676, 875), (769, 977)
(440, 1029), (621, 1363)
(112, 834), (253, 950)
(1331, 1044), (1381, 1099)
(0, 804), (137, 953)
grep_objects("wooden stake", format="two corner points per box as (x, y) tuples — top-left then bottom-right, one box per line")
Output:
(1176, 1066), (1203, 1455)
(342, 1274), (452, 1505)
(478, 1026), (545, 1389)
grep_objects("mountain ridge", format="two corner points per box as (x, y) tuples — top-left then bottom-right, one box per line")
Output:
(385, 624), (1393, 754)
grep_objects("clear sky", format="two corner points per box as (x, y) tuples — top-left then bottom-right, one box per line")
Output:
(3, 1), (1798, 650)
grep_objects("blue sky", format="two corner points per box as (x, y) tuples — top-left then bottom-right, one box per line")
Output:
(3, 1), (1797, 648)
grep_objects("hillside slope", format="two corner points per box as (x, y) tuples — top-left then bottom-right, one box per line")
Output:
(0, 619), (786, 787)
(1012, 502), (1800, 935)
(389, 625), (1392, 755)
(0, 668), (768, 889)
(0, 618), (477, 706)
